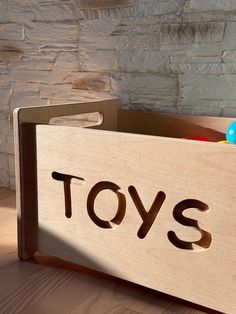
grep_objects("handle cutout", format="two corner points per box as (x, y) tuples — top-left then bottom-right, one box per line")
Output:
(49, 112), (103, 128)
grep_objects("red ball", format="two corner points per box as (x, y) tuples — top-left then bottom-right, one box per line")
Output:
(191, 136), (210, 142)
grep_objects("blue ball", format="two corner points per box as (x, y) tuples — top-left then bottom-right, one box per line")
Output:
(226, 121), (236, 144)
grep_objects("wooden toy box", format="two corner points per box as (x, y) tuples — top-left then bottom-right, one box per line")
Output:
(14, 99), (236, 314)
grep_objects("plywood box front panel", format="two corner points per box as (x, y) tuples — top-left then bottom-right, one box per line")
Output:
(32, 124), (236, 314)
(14, 101), (236, 314)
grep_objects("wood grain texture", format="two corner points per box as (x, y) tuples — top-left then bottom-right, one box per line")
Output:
(13, 99), (122, 260)
(14, 103), (236, 313)
(34, 124), (236, 314)
(0, 188), (213, 314)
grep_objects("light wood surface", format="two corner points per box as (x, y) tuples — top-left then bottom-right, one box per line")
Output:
(0, 188), (216, 314)
(13, 99), (122, 260)
(14, 102), (236, 313)
(34, 125), (236, 314)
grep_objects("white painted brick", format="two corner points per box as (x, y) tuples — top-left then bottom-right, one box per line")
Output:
(125, 103), (176, 112)
(170, 54), (221, 64)
(40, 84), (72, 99)
(80, 34), (160, 51)
(8, 154), (15, 177)
(77, 1), (185, 19)
(8, 0), (34, 22)
(177, 106), (222, 116)
(179, 74), (236, 103)
(0, 24), (25, 41)
(161, 24), (236, 52)
(10, 94), (48, 110)
(0, 51), (22, 62)
(49, 100), (80, 105)
(8, 61), (39, 70)
(49, 90), (116, 104)
(0, 113), (11, 154)
(223, 64), (236, 73)
(69, 90), (114, 102)
(127, 94), (177, 107)
(111, 73), (177, 95)
(2, 0), (236, 188)
(20, 51), (58, 70)
(222, 50), (236, 62)
(182, 11), (236, 23)
(41, 83), (112, 101)
(0, 1), (8, 23)
(25, 22), (78, 44)
(5, 134), (14, 155)
(75, 0), (135, 10)
(171, 63), (223, 74)
(9, 176), (16, 190)
(54, 52), (78, 69)
(39, 43), (78, 52)
(111, 19), (161, 36)
(185, 0), (236, 12)
(34, 3), (77, 21)
(160, 22), (225, 44)
(222, 107), (236, 117)
(23, 51), (58, 63)
(0, 62), (8, 70)
(196, 23), (226, 43)
(72, 73), (110, 91)
(46, 70), (76, 84)
(178, 99), (236, 113)
(171, 63), (236, 74)
(34, 0), (64, 4)
(0, 40), (40, 57)
(221, 22), (236, 51)
(80, 18), (161, 37)
(9, 70), (51, 82)
(0, 153), (9, 187)
(9, 11), (34, 23)
(0, 89), (10, 105)
(0, 74), (11, 88)
(79, 51), (170, 73)
(161, 42), (221, 53)
(11, 82), (40, 93)
(0, 105), (9, 113)
(80, 19), (121, 37)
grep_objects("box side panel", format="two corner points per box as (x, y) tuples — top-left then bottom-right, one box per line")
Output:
(14, 99), (121, 260)
(34, 125), (236, 313)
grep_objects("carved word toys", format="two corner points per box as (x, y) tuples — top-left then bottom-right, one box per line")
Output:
(52, 171), (212, 252)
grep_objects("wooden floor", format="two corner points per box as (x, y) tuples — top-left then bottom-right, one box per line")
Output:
(0, 188), (220, 314)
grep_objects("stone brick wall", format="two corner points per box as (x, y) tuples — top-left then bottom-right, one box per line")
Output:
(1, 0), (236, 188)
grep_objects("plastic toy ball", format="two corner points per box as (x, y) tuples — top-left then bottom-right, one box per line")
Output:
(191, 136), (210, 142)
(218, 140), (232, 144)
(226, 121), (236, 144)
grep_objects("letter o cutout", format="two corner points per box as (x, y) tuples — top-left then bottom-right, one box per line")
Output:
(87, 181), (126, 229)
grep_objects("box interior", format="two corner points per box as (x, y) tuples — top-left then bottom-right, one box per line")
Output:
(49, 108), (234, 143)
(117, 110), (235, 142)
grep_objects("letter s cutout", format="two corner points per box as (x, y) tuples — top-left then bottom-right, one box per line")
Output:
(167, 199), (212, 250)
